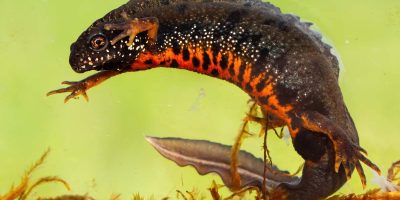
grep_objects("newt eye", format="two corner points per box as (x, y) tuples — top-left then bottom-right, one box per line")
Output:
(89, 34), (108, 51)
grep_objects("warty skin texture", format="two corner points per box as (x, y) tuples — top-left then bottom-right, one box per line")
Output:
(55, 1), (379, 199)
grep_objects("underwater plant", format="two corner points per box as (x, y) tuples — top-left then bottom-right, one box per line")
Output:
(0, 149), (92, 200)
(1, 147), (400, 199)
(0, 149), (72, 200)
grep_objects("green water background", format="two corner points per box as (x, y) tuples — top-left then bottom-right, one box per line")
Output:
(0, 0), (399, 198)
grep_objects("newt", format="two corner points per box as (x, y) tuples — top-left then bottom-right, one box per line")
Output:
(48, 0), (381, 199)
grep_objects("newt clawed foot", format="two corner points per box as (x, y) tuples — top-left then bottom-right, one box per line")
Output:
(104, 12), (159, 47)
(333, 137), (380, 188)
(47, 80), (89, 103)
(47, 71), (122, 103)
(300, 111), (381, 188)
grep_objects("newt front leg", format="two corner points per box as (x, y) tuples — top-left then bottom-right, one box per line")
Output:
(104, 12), (159, 47)
(47, 70), (124, 103)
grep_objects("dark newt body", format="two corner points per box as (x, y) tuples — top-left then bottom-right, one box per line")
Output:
(50, 0), (380, 199)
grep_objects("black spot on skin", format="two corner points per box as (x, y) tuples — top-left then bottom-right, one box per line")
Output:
(213, 56), (218, 65)
(144, 59), (153, 65)
(192, 57), (200, 67)
(250, 34), (262, 44)
(258, 96), (270, 104)
(245, 83), (253, 92)
(273, 82), (297, 106)
(202, 52), (211, 71)
(172, 40), (181, 55)
(278, 21), (289, 32)
(171, 59), (179, 68)
(229, 63), (235, 76)
(220, 55), (228, 70)
(259, 48), (270, 58)
(160, 61), (166, 65)
(243, 2), (252, 7)
(274, 56), (287, 68)
(176, 3), (188, 14)
(182, 48), (190, 61)
(238, 62), (246, 82)
(236, 36), (249, 50)
(176, 23), (192, 33)
(256, 80), (266, 92)
(294, 36), (302, 42)
(262, 19), (289, 32)
(226, 9), (248, 25)
(211, 43), (221, 60)
(263, 19), (274, 26)
(211, 69), (219, 76)
(160, 0), (170, 5)
(293, 128), (328, 162)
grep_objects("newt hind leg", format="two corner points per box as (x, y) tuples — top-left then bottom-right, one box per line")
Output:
(293, 110), (381, 188)
(230, 101), (286, 191)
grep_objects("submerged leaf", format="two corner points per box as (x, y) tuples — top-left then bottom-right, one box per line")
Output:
(145, 136), (298, 192)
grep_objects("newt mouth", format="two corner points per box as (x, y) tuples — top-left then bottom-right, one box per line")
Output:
(70, 58), (128, 73)
(95, 60), (129, 72)
(70, 64), (99, 73)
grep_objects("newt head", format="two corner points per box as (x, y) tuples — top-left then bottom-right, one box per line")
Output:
(47, 15), (160, 102)
(68, 20), (149, 74)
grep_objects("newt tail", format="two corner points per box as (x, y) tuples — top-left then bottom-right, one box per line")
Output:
(48, 1), (380, 199)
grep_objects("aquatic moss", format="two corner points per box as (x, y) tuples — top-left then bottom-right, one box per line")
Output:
(1, 149), (400, 200)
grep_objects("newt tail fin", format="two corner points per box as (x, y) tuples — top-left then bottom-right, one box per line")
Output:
(145, 136), (299, 192)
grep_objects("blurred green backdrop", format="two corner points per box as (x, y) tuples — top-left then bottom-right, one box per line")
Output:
(0, 0), (399, 199)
